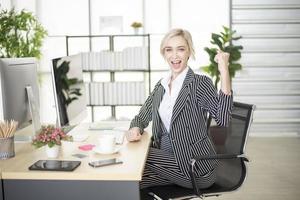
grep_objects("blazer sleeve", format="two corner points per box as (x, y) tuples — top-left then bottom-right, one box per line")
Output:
(197, 76), (233, 126)
(129, 81), (161, 133)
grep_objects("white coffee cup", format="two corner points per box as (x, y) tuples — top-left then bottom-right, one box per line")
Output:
(61, 140), (76, 157)
(98, 135), (116, 153)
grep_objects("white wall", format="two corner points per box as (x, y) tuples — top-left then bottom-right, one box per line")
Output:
(231, 0), (300, 136)
(0, 0), (10, 9)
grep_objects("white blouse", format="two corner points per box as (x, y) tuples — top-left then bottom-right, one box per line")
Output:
(159, 67), (189, 132)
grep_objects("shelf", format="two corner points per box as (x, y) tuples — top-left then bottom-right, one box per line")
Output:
(233, 4), (300, 10)
(233, 78), (300, 82)
(66, 34), (150, 38)
(232, 19), (300, 24)
(255, 104), (300, 110)
(254, 118), (300, 123)
(66, 34), (151, 121)
(241, 34), (300, 39)
(87, 104), (143, 106)
(83, 69), (148, 72)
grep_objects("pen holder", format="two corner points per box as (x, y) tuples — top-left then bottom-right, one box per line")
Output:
(0, 136), (15, 160)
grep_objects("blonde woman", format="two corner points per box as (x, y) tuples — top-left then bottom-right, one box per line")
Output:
(126, 28), (232, 189)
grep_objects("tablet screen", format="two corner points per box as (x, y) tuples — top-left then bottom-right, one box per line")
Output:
(29, 160), (81, 171)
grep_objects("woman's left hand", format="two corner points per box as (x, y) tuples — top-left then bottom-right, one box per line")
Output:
(214, 50), (232, 95)
(214, 50), (230, 75)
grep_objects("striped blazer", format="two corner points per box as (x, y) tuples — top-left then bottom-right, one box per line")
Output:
(130, 68), (233, 177)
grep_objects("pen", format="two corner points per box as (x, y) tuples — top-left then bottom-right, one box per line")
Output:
(148, 192), (163, 200)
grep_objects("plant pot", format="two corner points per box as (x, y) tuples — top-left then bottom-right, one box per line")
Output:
(45, 145), (60, 158)
(133, 28), (140, 35)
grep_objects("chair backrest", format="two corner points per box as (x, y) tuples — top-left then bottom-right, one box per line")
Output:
(205, 101), (255, 195)
(209, 101), (255, 155)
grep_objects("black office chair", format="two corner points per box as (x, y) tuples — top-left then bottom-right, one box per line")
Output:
(141, 101), (255, 200)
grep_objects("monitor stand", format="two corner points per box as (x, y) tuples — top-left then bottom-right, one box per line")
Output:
(14, 86), (41, 142)
(14, 134), (33, 142)
(26, 86), (41, 134)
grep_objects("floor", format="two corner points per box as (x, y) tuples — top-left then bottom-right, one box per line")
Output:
(202, 137), (300, 200)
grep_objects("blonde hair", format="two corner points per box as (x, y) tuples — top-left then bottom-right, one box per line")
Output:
(160, 28), (195, 60)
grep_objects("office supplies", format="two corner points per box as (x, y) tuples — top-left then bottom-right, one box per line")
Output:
(0, 120), (18, 138)
(0, 136), (15, 159)
(88, 158), (123, 167)
(78, 144), (95, 151)
(72, 153), (87, 159)
(28, 160), (81, 171)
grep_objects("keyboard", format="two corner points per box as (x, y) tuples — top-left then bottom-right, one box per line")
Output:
(89, 123), (115, 130)
(62, 125), (76, 133)
(89, 121), (129, 131)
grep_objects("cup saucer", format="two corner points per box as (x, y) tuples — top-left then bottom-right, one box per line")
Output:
(93, 146), (121, 155)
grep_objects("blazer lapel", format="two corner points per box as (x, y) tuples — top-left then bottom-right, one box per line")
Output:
(170, 68), (194, 125)
(152, 84), (165, 146)
(153, 84), (165, 114)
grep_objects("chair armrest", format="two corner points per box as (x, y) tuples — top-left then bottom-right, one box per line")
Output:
(193, 153), (249, 162)
(188, 153), (249, 196)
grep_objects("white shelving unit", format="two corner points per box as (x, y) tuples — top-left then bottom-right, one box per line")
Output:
(65, 34), (151, 121)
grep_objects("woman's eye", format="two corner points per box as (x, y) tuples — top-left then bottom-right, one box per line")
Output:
(178, 48), (185, 51)
(165, 48), (172, 52)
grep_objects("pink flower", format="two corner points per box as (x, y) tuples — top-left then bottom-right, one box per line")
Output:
(32, 125), (73, 148)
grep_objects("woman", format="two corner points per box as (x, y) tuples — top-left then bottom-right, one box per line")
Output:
(126, 28), (233, 189)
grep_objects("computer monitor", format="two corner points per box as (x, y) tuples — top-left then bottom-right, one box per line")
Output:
(0, 57), (41, 135)
(51, 54), (87, 129)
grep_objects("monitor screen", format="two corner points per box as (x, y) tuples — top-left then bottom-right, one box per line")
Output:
(0, 57), (40, 133)
(51, 54), (87, 128)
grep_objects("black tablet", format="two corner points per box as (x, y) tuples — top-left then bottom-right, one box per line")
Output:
(29, 160), (81, 171)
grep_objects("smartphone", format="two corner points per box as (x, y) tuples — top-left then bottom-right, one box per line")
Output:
(88, 158), (123, 167)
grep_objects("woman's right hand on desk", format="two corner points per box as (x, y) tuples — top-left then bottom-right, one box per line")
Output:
(126, 127), (142, 142)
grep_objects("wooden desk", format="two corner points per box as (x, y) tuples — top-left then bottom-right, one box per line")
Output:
(0, 123), (151, 200)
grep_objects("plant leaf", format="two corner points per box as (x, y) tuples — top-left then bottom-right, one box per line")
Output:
(201, 26), (243, 88)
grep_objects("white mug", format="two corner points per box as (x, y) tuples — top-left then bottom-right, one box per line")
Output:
(98, 135), (116, 153)
(61, 140), (76, 157)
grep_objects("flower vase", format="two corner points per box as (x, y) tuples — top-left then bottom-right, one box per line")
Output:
(45, 145), (60, 158)
(133, 28), (139, 35)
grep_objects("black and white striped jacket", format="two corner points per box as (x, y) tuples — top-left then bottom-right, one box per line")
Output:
(130, 68), (233, 177)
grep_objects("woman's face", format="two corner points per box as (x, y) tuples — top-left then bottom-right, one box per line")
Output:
(163, 36), (190, 77)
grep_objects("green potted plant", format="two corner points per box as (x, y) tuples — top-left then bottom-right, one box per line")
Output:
(202, 26), (243, 89)
(0, 7), (47, 58)
(32, 125), (73, 158)
(131, 21), (142, 34)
